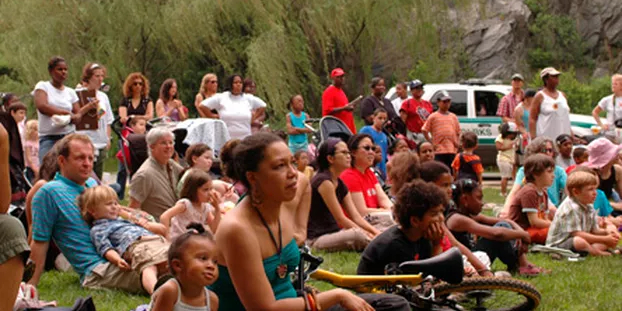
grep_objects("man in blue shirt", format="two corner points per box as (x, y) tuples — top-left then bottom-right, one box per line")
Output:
(29, 133), (142, 292)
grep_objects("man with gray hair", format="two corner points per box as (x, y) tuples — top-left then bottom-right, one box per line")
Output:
(128, 127), (182, 219)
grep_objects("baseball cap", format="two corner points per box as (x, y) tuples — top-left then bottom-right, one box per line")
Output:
(511, 73), (524, 81)
(438, 90), (451, 101)
(540, 67), (562, 78)
(330, 68), (345, 78)
(409, 80), (424, 89)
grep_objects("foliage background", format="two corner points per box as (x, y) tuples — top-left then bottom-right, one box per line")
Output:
(0, 0), (616, 124)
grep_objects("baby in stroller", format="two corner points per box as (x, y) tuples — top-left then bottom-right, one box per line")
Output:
(115, 117), (147, 199)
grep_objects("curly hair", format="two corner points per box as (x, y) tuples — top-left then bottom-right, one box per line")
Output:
(122, 72), (150, 98)
(220, 139), (241, 179)
(395, 180), (448, 229)
(388, 152), (420, 195)
(525, 136), (558, 159)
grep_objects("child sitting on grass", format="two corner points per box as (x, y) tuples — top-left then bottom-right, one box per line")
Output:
(571, 166), (622, 228)
(507, 154), (555, 245)
(161, 169), (222, 240)
(149, 223), (219, 311)
(357, 180), (447, 275)
(451, 132), (484, 185)
(565, 145), (588, 174)
(445, 179), (546, 276)
(546, 170), (620, 256)
(79, 185), (169, 294)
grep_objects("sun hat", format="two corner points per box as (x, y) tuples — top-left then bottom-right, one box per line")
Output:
(330, 68), (345, 78)
(584, 138), (622, 169)
(540, 67), (562, 78)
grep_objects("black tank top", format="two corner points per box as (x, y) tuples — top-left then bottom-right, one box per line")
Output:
(445, 202), (475, 250)
(457, 153), (479, 182)
(599, 165), (617, 199)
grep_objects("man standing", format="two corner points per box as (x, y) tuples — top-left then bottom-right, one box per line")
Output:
(497, 74), (525, 123)
(391, 82), (410, 114)
(30, 134), (142, 292)
(129, 127), (183, 219)
(400, 80), (432, 143)
(322, 68), (356, 133)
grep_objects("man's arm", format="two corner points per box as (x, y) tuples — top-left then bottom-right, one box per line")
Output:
(28, 241), (50, 285)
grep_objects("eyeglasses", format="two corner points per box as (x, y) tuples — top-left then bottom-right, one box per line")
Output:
(542, 148), (555, 153)
(133, 81), (143, 86)
(359, 145), (376, 151)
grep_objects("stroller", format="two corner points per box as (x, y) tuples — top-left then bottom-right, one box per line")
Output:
(306, 116), (354, 147)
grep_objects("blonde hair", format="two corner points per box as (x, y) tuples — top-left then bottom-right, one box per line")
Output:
(77, 185), (118, 226)
(199, 73), (217, 95)
(566, 170), (599, 197)
(25, 120), (38, 141)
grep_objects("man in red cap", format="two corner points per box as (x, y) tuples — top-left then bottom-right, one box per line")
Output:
(322, 68), (356, 133)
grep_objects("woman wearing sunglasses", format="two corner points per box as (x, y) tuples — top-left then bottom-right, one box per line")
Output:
(118, 72), (154, 125)
(340, 134), (394, 230)
(500, 136), (567, 217)
(194, 73), (218, 118)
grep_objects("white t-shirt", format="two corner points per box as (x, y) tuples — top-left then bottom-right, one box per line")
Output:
(597, 94), (622, 130)
(536, 91), (571, 140)
(391, 96), (410, 115)
(34, 81), (79, 136)
(76, 90), (114, 149)
(200, 91), (267, 140)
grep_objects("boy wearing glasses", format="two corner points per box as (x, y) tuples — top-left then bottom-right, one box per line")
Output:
(507, 154), (555, 244)
(422, 91), (461, 172)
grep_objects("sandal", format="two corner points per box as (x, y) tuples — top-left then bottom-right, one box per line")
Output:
(518, 264), (548, 277)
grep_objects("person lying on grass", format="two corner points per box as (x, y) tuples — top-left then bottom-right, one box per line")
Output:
(80, 185), (170, 295)
(506, 154), (555, 245)
(546, 170), (620, 256)
(357, 180), (448, 275)
(445, 179), (547, 276)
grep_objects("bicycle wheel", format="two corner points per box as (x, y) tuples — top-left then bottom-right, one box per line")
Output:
(432, 277), (541, 311)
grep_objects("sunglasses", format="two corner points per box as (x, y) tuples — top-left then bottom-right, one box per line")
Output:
(542, 148), (555, 153)
(360, 145), (376, 151)
(208, 80), (217, 84)
(133, 82), (143, 86)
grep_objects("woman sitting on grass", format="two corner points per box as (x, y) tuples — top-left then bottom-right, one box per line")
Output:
(307, 138), (380, 252)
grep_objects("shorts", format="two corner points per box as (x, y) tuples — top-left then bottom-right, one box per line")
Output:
(82, 261), (143, 293)
(289, 141), (309, 155)
(526, 227), (549, 245)
(0, 214), (30, 265)
(497, 160), (513, 178)
(557, 237), (577, 252)
(125, 235), (169, 273)
(515, 153), (525, 166)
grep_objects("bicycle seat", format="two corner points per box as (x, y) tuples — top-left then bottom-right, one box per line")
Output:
(398, 247), (463, 284)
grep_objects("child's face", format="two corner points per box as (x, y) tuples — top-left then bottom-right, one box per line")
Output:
(558, 140), (573, 158)
(196, 181), (214, 204)
(438, 99), (451, 112)
(175, 238), (219, 286)
(462, 187), (484, 215)
(534, 167), (555, 188)
(296, 152), (309, 169)
(292, 95), (304, 111)
(575, 153), (589, 165)
(132, 120), (147, 134)
(394, 140), (409, 153)
(11, 109), (26, 123)
(193, 151), (213, 171)
(373, 145), (382, 163)
(418, 143), (434, 162)
(434, 173), (454, 199)
(573, 184), (598, 206)
(411, 204), (445, 234)
(507, 133), (517, 140)
(90, 198), (120, 220)
(372, 112), (387, 128)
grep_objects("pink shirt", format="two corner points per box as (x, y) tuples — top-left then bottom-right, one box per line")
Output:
(24, 140), (40, 170)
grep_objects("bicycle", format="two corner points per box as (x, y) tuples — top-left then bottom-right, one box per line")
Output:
(294, 246), (541, 311)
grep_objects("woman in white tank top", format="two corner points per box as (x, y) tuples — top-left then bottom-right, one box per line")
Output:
(529, 67), (572, 141)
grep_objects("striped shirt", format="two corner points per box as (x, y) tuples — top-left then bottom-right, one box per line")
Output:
(91, 219), (154, 257)
(546, 197), (599, 248)
(32, 173), (102, 281)
(421, 111), (460, 154)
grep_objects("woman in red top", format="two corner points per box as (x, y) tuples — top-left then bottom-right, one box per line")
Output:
(340, 134), (394, 229)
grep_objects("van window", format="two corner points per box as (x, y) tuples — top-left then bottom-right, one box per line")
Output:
(474, 91), (504, 117)
(431, 90), (468, 116)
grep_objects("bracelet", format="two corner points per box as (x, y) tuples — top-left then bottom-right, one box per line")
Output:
(307, 293), (317, 311)
(302, 293), (311, 311)
(311, 291), (322, 311)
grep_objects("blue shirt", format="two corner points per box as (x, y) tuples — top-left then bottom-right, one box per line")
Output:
(359, 125), (388, 178)
(288, 111), (308, 145)
(593, 189), (613, 217)
(91, 218), (153, 257)
(515, 165), (567, 206)
(32, 173), (101, 280)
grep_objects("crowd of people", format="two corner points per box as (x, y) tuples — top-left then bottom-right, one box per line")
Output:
(2, 56), (622, 310)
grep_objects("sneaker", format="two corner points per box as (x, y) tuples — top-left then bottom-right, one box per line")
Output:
(494, 271), (512, 278)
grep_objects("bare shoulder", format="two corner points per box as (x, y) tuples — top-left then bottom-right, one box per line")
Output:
(151, 279), (178, 307)
(209, 290), (219, 311)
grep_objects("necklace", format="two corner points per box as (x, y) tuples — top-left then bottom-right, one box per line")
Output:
(253, 205), (287, 279)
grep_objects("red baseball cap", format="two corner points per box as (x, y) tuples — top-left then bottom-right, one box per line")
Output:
(331, 68), (345, 78)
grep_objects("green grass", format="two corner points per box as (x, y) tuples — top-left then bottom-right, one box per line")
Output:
(39, 250), (622, 310)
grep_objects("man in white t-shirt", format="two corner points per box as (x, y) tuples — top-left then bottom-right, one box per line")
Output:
(390, 82), (410, 114)
(592, 74), (622, 139)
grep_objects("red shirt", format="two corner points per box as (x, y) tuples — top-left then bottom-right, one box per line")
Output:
(322, 85), (356, 133)
(400, 98), (432, 133)
(340, 167), (379, 208)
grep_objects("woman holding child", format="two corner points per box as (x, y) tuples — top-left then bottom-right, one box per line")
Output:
(307, 138), (380, 252)
(210, 132), (409, 310)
